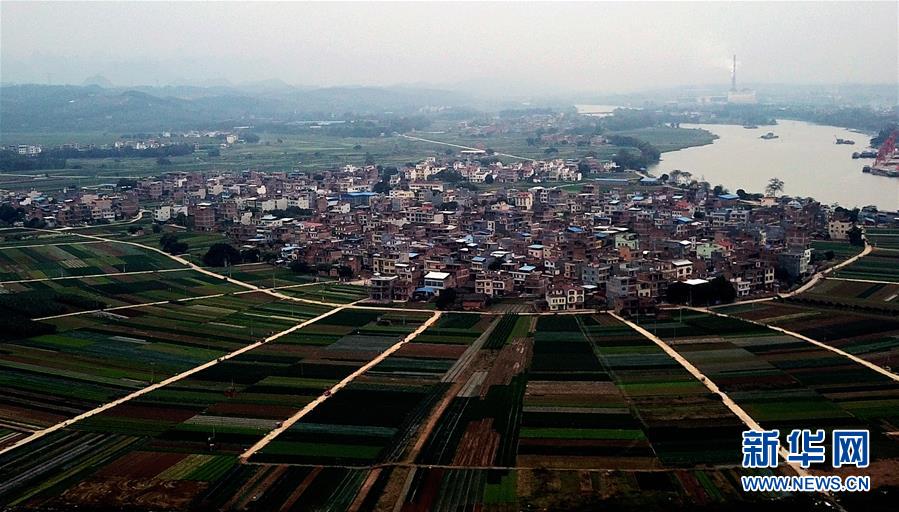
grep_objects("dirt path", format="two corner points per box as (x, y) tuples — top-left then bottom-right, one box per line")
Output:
(782, 243), (872, 298)
(400, 134), (533, 162)
(1, 267), (189, 285)
(0, 305), (347, 457)
(239, 311), (442, 462)
(0, 240), (108, 250)
(608, 312), (812, 478)
(827, 276), (898, 285)
(401, 316), (503, 463)
(690, 305), (899, 381)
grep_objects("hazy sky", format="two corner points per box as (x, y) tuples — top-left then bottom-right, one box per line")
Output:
(2, 1), (897, 94)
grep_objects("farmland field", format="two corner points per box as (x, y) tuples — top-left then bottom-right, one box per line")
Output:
(281, 282), (369, 304)
(224, 262), (325, 288)
(790, 278), (899, 314)
(716, 301), (899, 369)
(414, 313), (746, 470)
(0, 269), (245, 316)
(0, 240), (184, 281)
(0, 229), (93, 247)
(0, 293), (321, 434)
(392, 467), (823, 512)
(1, 305), (898, 510)
(639, 310), (899, 479)
(128, 230), (230, 260)
(0, 307), (435, 509)
(810, 240), (863, 263)
(834, 250), (899, 282)
(249, 312), (490, 465)
(866, 228), (899, 250)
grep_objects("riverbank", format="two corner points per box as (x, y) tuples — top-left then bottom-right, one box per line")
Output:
(608, 126), (718, 153)
(651, 120), (898, 210)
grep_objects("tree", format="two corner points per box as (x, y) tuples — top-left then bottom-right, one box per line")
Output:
(202, 243), (242, 267)
(337, 266), (354, 280)
(167, 241), (189, 255)
(434, 169), (464, 183)
(174, 212), (189, 227)
(363, 152), (376, 165)
(156, 157), (172, 166)
(0, 204), (24, 225)
(848, 226), (864, 247)
(765, 177), (785, 197)
(159, 233), (188, 255)
(871, 125), (897, 147)
(606, 135), (661, 169)
(240, 248), (260, 263)
(159, 233), (178, 251)
(289, 260), (312, 274)
(484, 174), (495, 184)
(435, 288), (458, 310)
(24, 217), (46, 229)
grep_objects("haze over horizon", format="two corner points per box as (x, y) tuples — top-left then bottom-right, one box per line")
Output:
(2, 1), (897, 97)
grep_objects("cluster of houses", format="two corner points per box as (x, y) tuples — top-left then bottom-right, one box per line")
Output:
(5, 129), (251, 157)
(3, 155), (889, 312)
(6, 186), (140, 225)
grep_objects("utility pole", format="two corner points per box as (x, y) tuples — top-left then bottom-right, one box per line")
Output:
(731, 54), (737, 91)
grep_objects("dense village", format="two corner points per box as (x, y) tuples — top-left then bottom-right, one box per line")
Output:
(4, 152), (887, 315)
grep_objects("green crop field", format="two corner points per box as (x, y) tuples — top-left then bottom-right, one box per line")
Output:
(0, 240), (183, 281)
(835, 250), (899, 282)
(811, 240), (863, 262)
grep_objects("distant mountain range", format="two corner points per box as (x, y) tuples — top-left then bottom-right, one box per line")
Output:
(0, 83), (481, 133)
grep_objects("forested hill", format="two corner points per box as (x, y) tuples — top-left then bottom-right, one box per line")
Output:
(0, 83), (475, 132)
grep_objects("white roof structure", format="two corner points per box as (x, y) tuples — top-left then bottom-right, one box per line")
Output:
(424, 271), (451, 280)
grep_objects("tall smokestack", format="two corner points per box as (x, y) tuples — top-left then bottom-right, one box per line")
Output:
(731, 54), (737, 91)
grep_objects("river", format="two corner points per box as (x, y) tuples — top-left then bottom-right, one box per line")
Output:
(650, 120), (898, 210)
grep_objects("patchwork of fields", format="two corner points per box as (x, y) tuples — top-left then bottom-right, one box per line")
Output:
(414, 313), (745, 471)
(834, 250), (899, 282)
(0, 307), (435, 509)
(223, 262), (325, 288)
(866, 228), (899, 250)
(280, 282), (370, 304)
(250, 312), (487, 465)
(0, 240), (183, 281)
(1, 228), (896, 510)
(810, 240), (863, 263)
(638, 311), (899, 479)
(1, 269), (245, 317)
(0, 294), (325, 438)
(717, 301), (899, 369)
